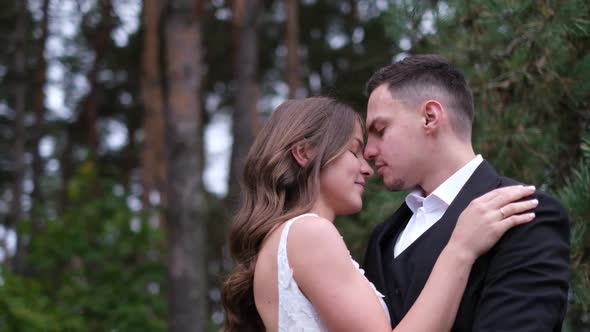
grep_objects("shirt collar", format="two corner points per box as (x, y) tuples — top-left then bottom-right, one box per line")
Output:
(405, 190), (425, 213)
(405, 155), (484, 213)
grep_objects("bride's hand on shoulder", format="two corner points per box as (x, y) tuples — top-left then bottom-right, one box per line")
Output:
(449, 185), (538, 263)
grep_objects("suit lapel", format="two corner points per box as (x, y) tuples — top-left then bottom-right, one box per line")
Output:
(403, 161), (503, 310)
(426, 160), (502, 252)
(446, 160), (501, 216)
(371, 203), (412, 303)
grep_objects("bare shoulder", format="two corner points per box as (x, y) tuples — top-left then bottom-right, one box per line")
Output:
(288, 215), (347, 249)
(287, 215), (351, 268)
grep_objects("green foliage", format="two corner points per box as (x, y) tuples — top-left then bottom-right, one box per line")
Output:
(1, 167), (167, 331)
(559, 128), (590, 328)
(0, 274), (78, 331)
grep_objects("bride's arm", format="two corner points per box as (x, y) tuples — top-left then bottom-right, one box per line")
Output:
(290, 185), (536, 332)
(289, 216), (392, 331)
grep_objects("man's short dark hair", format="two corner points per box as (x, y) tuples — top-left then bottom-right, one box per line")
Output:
(366, 54), (474, 137)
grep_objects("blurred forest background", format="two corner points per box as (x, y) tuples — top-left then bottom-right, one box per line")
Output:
(0, 0), (588, 331)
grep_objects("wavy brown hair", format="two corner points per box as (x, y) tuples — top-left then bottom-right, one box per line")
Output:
(221, 97), (362, 331)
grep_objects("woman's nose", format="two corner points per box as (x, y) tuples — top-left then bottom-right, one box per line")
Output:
(361, 157), (374, 177)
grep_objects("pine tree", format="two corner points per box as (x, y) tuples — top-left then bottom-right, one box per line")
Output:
(559, 127), (590, 329)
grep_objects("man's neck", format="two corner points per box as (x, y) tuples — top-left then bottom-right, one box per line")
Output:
(420, 146), (476, 196)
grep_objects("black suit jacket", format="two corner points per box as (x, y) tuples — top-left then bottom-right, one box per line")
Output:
(363, 161), (570, 331)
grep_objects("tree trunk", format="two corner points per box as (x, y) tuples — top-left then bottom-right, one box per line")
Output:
(286, 0), (299, 98)
(227, 0), (260, 211)
(30, 0), (51, 236)
(59, 124), (75, 213)
(58, 0), (114, 203)
(81, 0), (114, 163)
(10, 0), (29, 274)
(162, 1), (206, 331)
(140, 0), (167, 208)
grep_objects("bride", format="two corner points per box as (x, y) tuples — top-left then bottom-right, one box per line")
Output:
(222, 97), (537, 331)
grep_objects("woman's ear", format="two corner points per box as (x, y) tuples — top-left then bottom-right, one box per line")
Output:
(291, 143), (312, 167)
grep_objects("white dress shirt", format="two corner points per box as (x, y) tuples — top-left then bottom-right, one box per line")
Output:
(394, 155), (484, 258)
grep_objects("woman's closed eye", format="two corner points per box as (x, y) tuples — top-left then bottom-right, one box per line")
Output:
(349, 144), (363, 159)
(349, 138), (365, 159)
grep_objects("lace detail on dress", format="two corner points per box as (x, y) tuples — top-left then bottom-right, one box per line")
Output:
(277, 214), (390, 332)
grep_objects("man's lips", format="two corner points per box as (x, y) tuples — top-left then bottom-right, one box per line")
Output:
(376, 164), (385, 175)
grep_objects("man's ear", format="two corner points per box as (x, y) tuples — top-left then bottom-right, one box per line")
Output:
(421, 100), (444, 134)
(291, 143), (313, 167)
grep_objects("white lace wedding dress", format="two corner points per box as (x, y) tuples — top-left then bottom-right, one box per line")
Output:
(277, 213), (390, 331)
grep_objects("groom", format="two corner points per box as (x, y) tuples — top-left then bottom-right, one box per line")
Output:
(362, 54), (569, 331)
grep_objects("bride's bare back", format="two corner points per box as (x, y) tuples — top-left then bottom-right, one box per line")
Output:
(253, 221), (285, 331)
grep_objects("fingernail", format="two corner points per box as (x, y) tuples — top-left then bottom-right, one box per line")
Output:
(527, 212), (535, 218)
(531, 199), (539, 205)
(526, 185), (536, 191)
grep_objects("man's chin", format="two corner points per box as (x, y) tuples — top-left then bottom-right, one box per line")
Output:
(384, 179), (405, 192)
